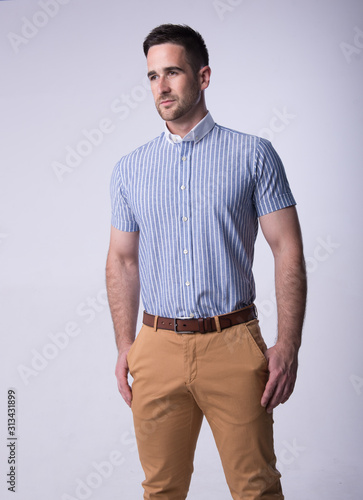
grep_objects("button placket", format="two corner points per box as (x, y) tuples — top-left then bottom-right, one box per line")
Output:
(179, 143), (193, 316)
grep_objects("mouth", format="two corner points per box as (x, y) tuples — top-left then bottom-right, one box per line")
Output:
(160, 99), (175, 106)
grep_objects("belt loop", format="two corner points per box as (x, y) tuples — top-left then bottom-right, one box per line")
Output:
(153, 315), (159, 332)
(214, 314), (222, 333)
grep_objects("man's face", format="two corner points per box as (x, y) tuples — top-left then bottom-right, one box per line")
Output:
(147, 43), (201, 122)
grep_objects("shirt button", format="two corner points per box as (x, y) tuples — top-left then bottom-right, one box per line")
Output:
(185, 281), (190, 286)
(181, 156), (187, 161)
(182, 216), (188, 222)
(183, 249), (188, 254)
(181, 185), (186, 190)
(190, 313), (195, 318)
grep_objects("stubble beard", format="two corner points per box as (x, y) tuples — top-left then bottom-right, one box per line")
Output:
(156, 80), (201, 122)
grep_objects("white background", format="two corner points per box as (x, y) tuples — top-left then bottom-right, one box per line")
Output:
(1, 0), (362, 498)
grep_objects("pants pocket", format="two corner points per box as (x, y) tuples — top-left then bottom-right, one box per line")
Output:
(126, 324), (145, 374)
(244, 319), (268, 368)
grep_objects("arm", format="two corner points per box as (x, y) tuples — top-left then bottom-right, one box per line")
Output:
(259, 205), (307, 413)
(106, 225), (140, 407)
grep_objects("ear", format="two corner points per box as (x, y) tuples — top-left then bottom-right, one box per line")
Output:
(199, 65), (211, 91)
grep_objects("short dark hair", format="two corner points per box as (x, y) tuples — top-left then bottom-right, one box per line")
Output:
(143, 24), (209, 74)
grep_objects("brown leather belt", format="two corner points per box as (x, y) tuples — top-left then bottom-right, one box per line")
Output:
(143, 305), (257, 334)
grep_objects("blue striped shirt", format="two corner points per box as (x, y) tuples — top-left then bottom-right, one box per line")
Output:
(110, 112), (296, 319)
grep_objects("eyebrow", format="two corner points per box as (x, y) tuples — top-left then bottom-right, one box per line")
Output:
(147, 66), (185, 78)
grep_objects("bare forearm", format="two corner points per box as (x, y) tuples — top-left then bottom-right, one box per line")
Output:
(259, 206), (307, 411)
(274, 247), (307, 352)
(106, 254), (140, 353)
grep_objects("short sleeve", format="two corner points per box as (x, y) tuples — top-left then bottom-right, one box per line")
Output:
(253, 138), (296, 217)
(110, 160), (140, 232)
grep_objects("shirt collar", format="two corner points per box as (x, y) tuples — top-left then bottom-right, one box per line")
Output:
(164, 111), (215, 145)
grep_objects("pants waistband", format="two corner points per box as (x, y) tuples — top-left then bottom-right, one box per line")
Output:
(142, 305), (257, 334)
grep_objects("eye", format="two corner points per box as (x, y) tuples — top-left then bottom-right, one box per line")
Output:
(149, 75), (158, 81)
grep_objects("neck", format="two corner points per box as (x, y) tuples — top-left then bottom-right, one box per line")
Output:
(165, 97), (208, 138)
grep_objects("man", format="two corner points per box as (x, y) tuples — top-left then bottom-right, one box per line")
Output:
(106, 24), (306, 500)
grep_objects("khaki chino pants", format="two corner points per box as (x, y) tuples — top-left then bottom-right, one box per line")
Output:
(127, 307), (284, 499)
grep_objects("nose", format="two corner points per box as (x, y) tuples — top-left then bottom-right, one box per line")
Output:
(157, 75), (171, 95)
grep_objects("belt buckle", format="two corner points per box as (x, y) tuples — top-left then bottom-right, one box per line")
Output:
(174, 317), (195, 334)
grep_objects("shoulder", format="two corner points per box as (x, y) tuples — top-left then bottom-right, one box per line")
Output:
(116, 132), (166, 168)
(216, 124), (281, 157)
(214, 123), (255, 140)
(213, 124), (276, 161)
(213, 123), (267, 148)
